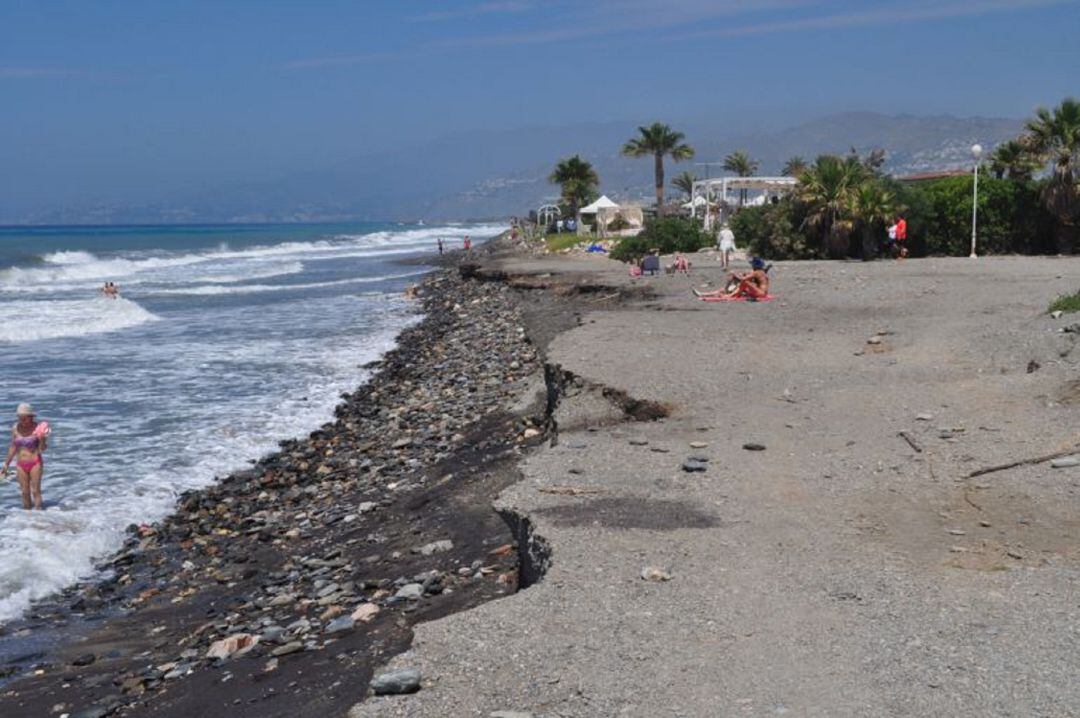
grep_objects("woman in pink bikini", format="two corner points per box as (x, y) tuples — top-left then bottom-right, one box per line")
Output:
(2, 403), (48, 510)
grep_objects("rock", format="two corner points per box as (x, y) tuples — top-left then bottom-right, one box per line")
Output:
(1051, 457), (1080, 468)
(915, 413), (934, 421)
(271, 642), (304, 657)
(320, 605), (345, 621)
(689, 441), (709, 448)
(206, 633), (259, 660)
(628, 438), (649, 446)
(325, 615), (355, 634)
(358, 501), (377, 513)
(491, 713), (534, 718)
(260, 626), (286, 643)
(396, 583), (424, 600)
(413, 539), (453, 555)
(1051, 310), (1064, 319)
(641, 566), (672, 582)
(742, 443), (766, 451)
(371, 667), (422, 695)
(72, 653), (96, 666)
(351, 603), (380, 622)
(867, 336), (883, 345)
(71, 707), (110, 718)
(681, 460), (707, 473)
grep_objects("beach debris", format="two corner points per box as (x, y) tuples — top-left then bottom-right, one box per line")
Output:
(898, 431), (923, 453)
(742, 443), (766, 451)
(640, 566), (673, 582)
(1027, 360), (1041, 373)
(206, 633), (258, 660)
(371, 667), (422, 695)
(1051, 310), (1064, 319)
(966, 444), (1080, 477)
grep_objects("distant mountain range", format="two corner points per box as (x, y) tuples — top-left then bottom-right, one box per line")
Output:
(8, 112), (1024, 225)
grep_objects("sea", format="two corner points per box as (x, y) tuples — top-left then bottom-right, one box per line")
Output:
(0, 221), (502, 624)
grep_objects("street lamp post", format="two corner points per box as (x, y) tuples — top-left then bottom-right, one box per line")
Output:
(970, 143), (983, 258)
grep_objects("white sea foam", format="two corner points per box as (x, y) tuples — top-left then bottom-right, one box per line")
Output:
(0, 297), (160, 343)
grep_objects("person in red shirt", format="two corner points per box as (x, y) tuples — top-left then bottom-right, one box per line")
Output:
(893, 215), (908, 258)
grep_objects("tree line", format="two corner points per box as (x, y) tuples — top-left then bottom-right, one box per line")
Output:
(547, 97), (1079, 257)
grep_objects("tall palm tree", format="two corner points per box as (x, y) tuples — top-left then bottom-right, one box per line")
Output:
(782, 156), (808, 177)
(548, 155), (600, 216)
(989, 138), (1041, 180)
(849, 182), (896, 260)
(1026, 98), (1080, 252)
(622, 123), (695, 211)
(796, 154), (867, 258)
(672, 171), (698, 199)
(722, 150), (760, 206)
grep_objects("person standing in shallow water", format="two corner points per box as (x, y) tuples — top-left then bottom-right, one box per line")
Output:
(463, 236), (472, 251)
(437, 237), (444, 254)
(2, 404), (48, 510)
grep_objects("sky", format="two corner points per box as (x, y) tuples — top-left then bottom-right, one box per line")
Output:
(2, 0), (1078, 216)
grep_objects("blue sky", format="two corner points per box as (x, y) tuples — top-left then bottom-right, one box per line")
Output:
(2, 0), (1077, 213)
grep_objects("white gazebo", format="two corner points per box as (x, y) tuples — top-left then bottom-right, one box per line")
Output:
(577, 195), (621, 236)
(690, 177), (798, 229)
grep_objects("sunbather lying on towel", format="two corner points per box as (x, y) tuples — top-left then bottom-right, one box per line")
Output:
(694, 257), (771, 300)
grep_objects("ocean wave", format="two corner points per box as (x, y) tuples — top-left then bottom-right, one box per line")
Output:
(1, 223), (501, 291)
(147, 269), (429, 296)
(0, 297), (160, 343)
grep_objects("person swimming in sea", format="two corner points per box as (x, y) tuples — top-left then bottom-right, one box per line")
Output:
(100, 282), (119, 298)
(2, 403), (49, 510)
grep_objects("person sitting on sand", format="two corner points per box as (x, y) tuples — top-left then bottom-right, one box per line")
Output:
(2, 403), (49, 510)
(672, 253), (691, 274)
(694, 257), (770, 300)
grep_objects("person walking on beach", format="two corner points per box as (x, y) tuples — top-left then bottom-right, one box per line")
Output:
(718, 224), (736, 269)
(437, 238), (444, 255)
(2, 404), (49, 510)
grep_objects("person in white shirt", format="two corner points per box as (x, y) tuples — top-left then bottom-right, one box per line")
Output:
(718, 225), (736, 269)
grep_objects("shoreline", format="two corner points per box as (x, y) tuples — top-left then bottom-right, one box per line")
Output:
(0, 234), (559, 717)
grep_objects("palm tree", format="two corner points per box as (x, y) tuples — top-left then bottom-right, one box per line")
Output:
(1026, 97), (1080, 251)
(622, 123), (695, 211)
(672, 171), (698, 200)
(548, 155), (600, 217)
(796, 154), (867, 258)
(722, 150), (760, 206)
(782, 156), (808, 177)
(989, 138), (1041, 180)
(849, 182), (896, 260)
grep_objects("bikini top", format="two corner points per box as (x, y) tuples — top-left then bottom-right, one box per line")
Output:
(12, 430), (39, 451)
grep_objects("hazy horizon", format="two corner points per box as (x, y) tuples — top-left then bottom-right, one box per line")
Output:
(3, 0), (1078, 222)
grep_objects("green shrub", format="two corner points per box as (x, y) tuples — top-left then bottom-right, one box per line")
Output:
(609, 217), (712, 262)
(730, 202), (822, 260)
(607, 215), (630, 232)
(1049, 291), (1080, 315)
(898, 177), (1055, 256)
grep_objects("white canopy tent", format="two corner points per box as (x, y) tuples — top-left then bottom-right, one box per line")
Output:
(577, 195), (621, 236)
(690, 176), (798, 229)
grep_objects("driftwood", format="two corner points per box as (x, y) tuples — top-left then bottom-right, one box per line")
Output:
(898, 431), (923, 453)
(965, 446), (1079, 479)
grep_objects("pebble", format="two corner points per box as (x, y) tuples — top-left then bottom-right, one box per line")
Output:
(396, 583), (424, 600)
(641, 566), (672, 582)
(413, 539), (454, 555)
(1051, 457), (1079, 468)
(628, 438), (649, 446)
(742, 443), (766, 451)
(681, 460), (707, 473)
(371, 667), (422, 695)
(325, 615), (355, 634)
(351, 603), (380, 622)
(689, 441), (709, 448)
(491, 712), (534, 718)
(271, 642), (304, 657)
(867, 336), (883, 345)
(1051, 310), (1064, 319)
(915, 413), (934, 421)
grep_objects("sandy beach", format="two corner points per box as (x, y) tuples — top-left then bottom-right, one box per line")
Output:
(353, 248), (1080, 717)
